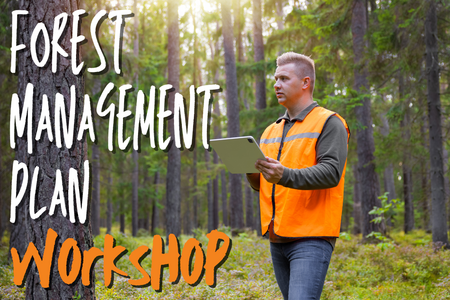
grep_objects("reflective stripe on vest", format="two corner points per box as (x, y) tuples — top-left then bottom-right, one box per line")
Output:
(259, 106), (349, 238)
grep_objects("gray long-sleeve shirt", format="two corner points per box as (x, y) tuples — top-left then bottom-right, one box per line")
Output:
(266, 102), (349, 249)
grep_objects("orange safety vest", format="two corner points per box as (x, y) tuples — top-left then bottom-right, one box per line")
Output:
(259, 106), (350, 238)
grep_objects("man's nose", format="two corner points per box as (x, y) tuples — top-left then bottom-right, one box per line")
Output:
(274, 80), (280, 89)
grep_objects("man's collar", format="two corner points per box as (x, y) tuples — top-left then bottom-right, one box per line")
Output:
(276, 101), (319, 123)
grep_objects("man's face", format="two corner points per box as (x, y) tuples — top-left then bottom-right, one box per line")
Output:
(273, 63), (306, 108)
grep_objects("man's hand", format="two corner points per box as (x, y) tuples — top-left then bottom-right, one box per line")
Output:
(255, 157), (285, 184)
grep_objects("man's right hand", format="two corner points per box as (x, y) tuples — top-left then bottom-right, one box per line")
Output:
(255, 157), (285, 184)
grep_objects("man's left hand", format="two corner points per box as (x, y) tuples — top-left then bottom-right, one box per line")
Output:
(255, 157), (285, 184)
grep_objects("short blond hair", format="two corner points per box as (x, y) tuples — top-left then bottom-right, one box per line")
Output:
(276, 52), (315, 94)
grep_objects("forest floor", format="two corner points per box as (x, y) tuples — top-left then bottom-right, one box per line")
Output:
(1, 227), (450, 299)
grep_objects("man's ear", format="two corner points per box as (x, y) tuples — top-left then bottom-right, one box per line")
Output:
(302, 77), (311, 90)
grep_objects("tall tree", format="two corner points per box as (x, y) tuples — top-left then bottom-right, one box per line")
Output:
(425, 0), (449, 247)
(132, 0), (140, 237)
(245, 183), (254, 228)
(10, 1), (94, 298)
(352, 167), (362, 234)
(90, 78), (102, 236)
(151, 171), (160, 235)
(191, 1), (200, 230)
(212, 79), (224, 228)
(351, 0), (383, 239)
(275, 0), (285, 55)
(206, 150), (215, 231)
(106, 170), (113, 234)
(221, 0), (244, 229)
(380, 112), (396, 227)
(253, 0), (266, 110)
(399, 72), (414, 233)
(92, 143), (101, 236)
(166, 0), (182, 237)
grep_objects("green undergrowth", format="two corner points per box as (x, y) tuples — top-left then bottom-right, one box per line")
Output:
(1, 228), (450, 299)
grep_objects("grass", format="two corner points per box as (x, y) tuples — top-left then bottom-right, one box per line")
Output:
(1, 227), (450, 299)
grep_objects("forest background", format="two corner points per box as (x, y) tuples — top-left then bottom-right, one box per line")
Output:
(1, 0), (450, 299)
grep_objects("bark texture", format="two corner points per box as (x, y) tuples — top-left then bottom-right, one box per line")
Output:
(132, 0), (140, 237)
(151, 171), (160, 235)
(91, 144), (100, 236)
(132, 150), (139, 236)
(221, 0), (244, 229)
(10, 1), (94, 298)
(380, 111), (396, 227)
(221, 170), (228, 226)
(275, 0), (285, 55)
(106, 171), (112, 234)
(166, 0), (182, 237)
(253, 0), (266, 110)
(425, 0), (449, 246)
(193, 147), (198, 229)
(206, 150), (214, 232)
(352, 167), (362, 235)
(399, 73), (414, 233)
(245, 183), (254, 229)
(351, 0), (383, 239)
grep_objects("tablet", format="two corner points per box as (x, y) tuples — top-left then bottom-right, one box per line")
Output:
(210, 136), (266, 174)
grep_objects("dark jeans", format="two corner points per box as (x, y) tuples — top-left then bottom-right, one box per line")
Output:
(270, 238), (333, 300)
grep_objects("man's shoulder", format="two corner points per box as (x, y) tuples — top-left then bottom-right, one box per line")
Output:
(260, 120), (282, 140)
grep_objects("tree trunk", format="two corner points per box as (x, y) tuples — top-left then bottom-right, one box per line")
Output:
(206, 150), (214, 231)
(425, 0), (449, 246)
(131, 0), (140, 237)
(442, 110), (450, 230)
(254, 191), (261, 235)
(151, 171), (160, 235)
(106, 171), (113, 234)
(212, 101), (221, 230)
(380, 111), (396, 227)
(253, 0), (266, 110)
(221, 170), (228, 226)
(0, 150), (3, 241)
(213, 164), (219, 230)
(245, 183), (254, 229)
(120, 207), (125, 234)
(444, 145), (450, 231)
(132, 150), (139, 236)
(142, 167), (150, 231)
(275, 0), (285, 56)
(211, 23), (224, 229)
(221, 0), (244, 229)
(419, 65), (431, 232)
(10, 1), (94, 298)
(399, 73), (414, 233)
(352, 166), (363, 235)
(233, 0), (244, 63)
(90, 76), (102, 236)
(193, 147), (198, 229)
(92, 144), (101, 236)
(233, 0), (248, 110)
(351, 0), (383, 240)
(166, 0), (182, 238)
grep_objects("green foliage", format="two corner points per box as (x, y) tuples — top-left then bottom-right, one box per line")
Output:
(2, 229), (450, 299)
(369, 192), (400, 226)
(366, 192), (401, 251)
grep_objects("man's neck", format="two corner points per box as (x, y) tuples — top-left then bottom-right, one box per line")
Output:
(286, 98), (314, 120)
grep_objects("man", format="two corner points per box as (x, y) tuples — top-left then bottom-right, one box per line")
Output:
(246, 52), (349, 300)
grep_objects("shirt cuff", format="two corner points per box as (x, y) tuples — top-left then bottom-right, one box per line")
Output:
(278, 167), (291, 186)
